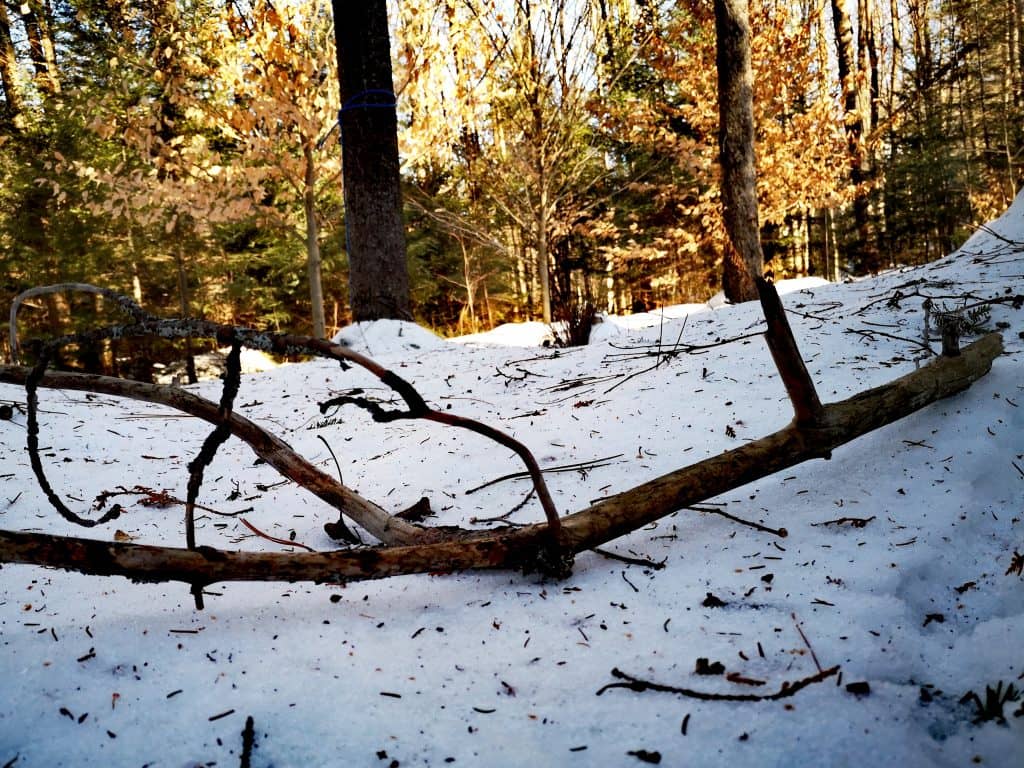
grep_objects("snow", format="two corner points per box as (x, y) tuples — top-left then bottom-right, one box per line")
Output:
(2, 196), (1023, 767)
(333, 319), (447, 356)
(154, 347), (281, 385)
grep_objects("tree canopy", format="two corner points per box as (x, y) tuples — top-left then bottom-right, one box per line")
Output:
(1, 0), (1020, 368)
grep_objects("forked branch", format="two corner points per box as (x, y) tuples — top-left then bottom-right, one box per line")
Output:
(0, 332), (1002, 587)
(7, 284), (562, 542)
(0, 365), (425, 546)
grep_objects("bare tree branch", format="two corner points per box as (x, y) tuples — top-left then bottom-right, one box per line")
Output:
(9, 284), (562, 538)
(0, 332), (1002, 589)
(0, 365), (425, 546)
(596, 665), (840, 701)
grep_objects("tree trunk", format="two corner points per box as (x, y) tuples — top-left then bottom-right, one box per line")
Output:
(173, 245), (197, 385)
(1016, 0), (1024, 107)
(714, 0), (762, 303)
(304, 141), (326, 338)
(459, 239), (477, 332)
(537, 189), (552, 323)
(333, 0), (412, 322)
(19, 0), (59, 95)
(831, 0), (875, 270)
(0, 1), (20, 116)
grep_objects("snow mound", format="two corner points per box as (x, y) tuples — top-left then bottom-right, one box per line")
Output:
(452, 320), (555, 347)
(332, 319), (446, 357)
(1, 196), (1021, 768)
(953, 186), (1024, 257)
(590, 305), (711, 343)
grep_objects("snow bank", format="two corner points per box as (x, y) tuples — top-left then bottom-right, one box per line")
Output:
(332, 319), (447, 357)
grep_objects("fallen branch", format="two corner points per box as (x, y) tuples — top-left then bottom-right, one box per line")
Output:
(9, 284), (562, 540)
(320, 388), (562, 536)
(0, 365), (425, 546)
(8, 283), (148, 363)
(595, 665), (839, 701)
(554, 332), (1001, 552)
(0, 333), (1003, 586)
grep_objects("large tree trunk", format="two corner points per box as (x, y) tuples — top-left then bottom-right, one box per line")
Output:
(1015, 0), (1024, 107)
(19, 0), (59, 95)
(715, 0), (762, 303)
(333, 0), (412, 322)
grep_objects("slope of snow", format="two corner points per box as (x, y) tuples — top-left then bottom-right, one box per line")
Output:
(1, 196), (1022, 767)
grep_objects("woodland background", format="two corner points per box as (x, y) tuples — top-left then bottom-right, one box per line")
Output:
(1, 0), (1021, 372)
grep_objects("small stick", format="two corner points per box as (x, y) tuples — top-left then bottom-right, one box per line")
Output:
(239, 518), (315, 553)
(810, 515), (875, 528)
(792, 613), (823, 673)
(687, 506), (788, 537)
(317, 435), (344, 485)
(596, 665), (839, 701)
(465, 454), (623, 495)
(240, 715), (255, 768)
(471, 489), (536, 524)
(592, 548), (666, 570)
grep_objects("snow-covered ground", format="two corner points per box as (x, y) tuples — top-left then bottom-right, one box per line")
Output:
(1, 196), (1022, 767)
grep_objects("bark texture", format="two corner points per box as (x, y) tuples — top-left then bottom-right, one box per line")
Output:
(715, 0), (762, 302)
(333, 0), (412, 322)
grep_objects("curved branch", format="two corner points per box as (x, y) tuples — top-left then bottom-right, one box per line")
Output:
(596, 665), (840, 701)
(9, 283), (560, 538)
(0, 365), (426, 546)
(22, 348), (123, 528)
(9, 283), (148, 363)
(0, 333), (1002, 588)
(424, 409), (561, 535)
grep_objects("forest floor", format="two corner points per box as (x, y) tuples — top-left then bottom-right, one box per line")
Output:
(1, 195), (1023, 766)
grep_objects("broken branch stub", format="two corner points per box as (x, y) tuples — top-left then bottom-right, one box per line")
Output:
(756, 278), (824, 426)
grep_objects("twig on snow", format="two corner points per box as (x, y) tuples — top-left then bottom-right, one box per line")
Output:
(464, 454), (624, 495)
(240, 715), (255, 768)
(687, 506), (788, 538)
(592, 547), (666, 570)
(239, 517), (315, 553)
(810, 515), (876, 528)
(792, 612), (823, 673)
(596, 665), (839, 701)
